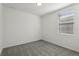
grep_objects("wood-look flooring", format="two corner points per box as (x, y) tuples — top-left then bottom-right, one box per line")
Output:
(1, 40), (79, 56)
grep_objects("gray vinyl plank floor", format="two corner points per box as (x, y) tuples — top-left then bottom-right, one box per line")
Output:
(1, 40), (79, 56)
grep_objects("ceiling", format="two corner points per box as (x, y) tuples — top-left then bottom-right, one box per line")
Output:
(3, 3), (72, 16)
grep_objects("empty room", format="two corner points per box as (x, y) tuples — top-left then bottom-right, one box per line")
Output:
(1, 3), (79, 56)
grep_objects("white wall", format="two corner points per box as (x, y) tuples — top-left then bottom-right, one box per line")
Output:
(42, 4), (79, 52)
(0, 4), (3, 55)
(3, 7), (41, 48)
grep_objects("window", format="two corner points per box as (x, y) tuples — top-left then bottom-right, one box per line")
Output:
(58, 10), (74, 34)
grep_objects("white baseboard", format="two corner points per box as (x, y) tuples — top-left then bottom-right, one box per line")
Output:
(3, 39), (41, 48)
(43, 39), (79, 53)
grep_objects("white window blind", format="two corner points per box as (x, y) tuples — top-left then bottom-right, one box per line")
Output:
(58, 10), (74, 34)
